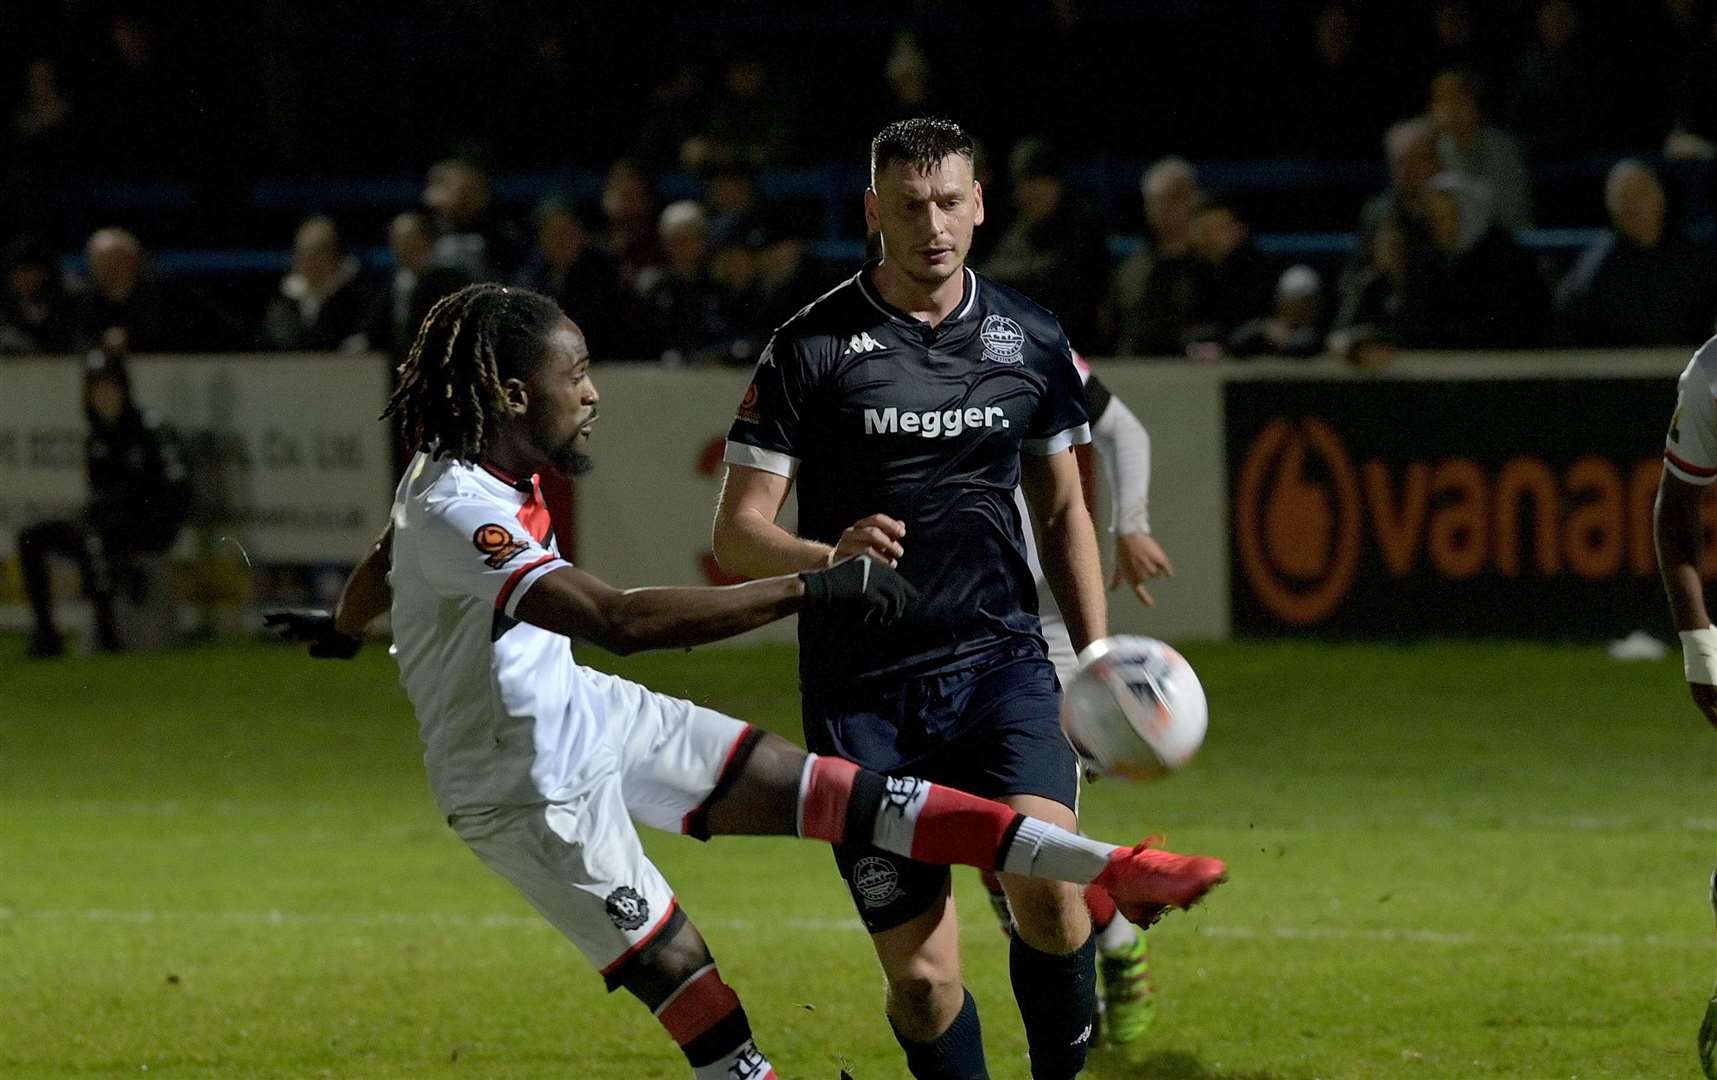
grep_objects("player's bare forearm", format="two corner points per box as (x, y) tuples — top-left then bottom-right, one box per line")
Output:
(1655, 473), (1711, 631)
(600, 578), (808, 653)
(1024, 451), (1107, 653)
(712, 504), (833, 578)
(712, 464), (835, 578)
(519, 567), (805, 654)
(333, 526), (393, 637)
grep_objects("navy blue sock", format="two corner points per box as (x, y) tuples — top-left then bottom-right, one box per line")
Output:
(888, 987), (988, 1080)
(1010, 932), (1097, 1080)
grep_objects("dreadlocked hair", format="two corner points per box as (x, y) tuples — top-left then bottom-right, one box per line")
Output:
(381, 283), (563, 462)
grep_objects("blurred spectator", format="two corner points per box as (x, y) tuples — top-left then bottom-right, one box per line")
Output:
(0, 235), (72, 354)
(1330, 219), (1408, 363)
(262, 216), (374, 352)
(68, 228), (192, 352)
(706, 237), (763, 365)
(1507, 0), (1607, 159)
(1552, 160), (1717, 346)
(700, 56), (805, 167)
(1395, 172), (1547, 348)
(369, 211), (469, 358)
(517, 200), (626, 358)
(869, 32), (961, 138)
(1426, 1), (1486, 82)
(1287, 4), (1388, 158)
(1104, 157), (1202, 357)
(12, 58), (75, 168)
(17, 350), (190, 658)
(751, 217), (824, 336)
(635, 200), (731, 365)
(1429, 69), (1534, 228)
(1229, 265), (1326, 358)
(422, 157), (525, 281)
(1665, 11), (1717, 161)
(981, 137), (1109, 348)
(1355, 119), (1441, 262)
(701, 155), (765, 249)
(602, 159), (664, 292)
(81, 13), (194, 178)
(1342, 119), (1440, 334)
(631, 63), (711, 172)
(1183, 197), (1278, 358)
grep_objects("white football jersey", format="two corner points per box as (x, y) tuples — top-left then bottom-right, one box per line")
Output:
(388, 451), (603, 816)
(1666, 335), (1717, 487)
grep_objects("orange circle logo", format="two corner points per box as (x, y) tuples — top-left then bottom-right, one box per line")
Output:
(1235, 417), (1362, 625)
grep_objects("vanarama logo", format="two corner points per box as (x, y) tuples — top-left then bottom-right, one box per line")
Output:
(1234, 417), (1677, 626)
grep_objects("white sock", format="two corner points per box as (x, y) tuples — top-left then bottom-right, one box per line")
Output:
(1097, 911), (1139, 955)
(1000, 816), (1118, 883)
(693, 1040), (774, 1080)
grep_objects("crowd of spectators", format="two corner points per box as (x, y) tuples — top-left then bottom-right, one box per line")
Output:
(8, 1), (1717, 362)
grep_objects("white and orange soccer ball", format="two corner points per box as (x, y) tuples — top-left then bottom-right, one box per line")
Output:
(1061, 636), (1208, 781)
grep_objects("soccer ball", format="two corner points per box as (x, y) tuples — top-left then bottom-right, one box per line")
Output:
(1061, 636), (1207, 781)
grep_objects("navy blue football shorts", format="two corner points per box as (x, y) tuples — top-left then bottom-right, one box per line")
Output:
(802, 640), (1082, 933)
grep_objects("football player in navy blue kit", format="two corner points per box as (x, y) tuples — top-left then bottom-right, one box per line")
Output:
(712, 118), (1210, 1079)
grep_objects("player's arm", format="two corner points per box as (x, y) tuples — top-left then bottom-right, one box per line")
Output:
(514, 558), (913, 655)
(1022, 448), (1107, 655)
(335, 525), (394, 636)
(1656, 352), (1717, 728)
(1087, 375), (1174, 606)
(1654, 469), (1717, 727)
(711, 464), (906, 577)
(264, 525), (392, 659)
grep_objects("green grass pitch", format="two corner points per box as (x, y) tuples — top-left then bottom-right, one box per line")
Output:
(3, 638), (1714, 1079)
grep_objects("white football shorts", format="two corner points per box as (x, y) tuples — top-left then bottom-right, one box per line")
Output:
(449, 672), (755, 986)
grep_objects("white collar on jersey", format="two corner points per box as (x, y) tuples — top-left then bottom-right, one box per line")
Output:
(856, 264), (979, 327)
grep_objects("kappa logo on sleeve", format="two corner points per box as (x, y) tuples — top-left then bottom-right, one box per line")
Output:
(472, 524), (529, 568)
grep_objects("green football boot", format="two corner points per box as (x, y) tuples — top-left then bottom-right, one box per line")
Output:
(1098, 926), (1157, 1046)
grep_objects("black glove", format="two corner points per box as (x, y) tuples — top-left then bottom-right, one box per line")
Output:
(800, 555), (919, 625)
(263, 609), (363, 660)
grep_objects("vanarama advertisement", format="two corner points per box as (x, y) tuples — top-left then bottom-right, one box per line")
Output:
(1226, 378), (1713, 638)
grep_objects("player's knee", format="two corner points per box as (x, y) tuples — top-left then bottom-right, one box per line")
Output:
(884, 951), (964, 1015)
(619, 922), (714, 1008)
(1004, 877), (1090, 952)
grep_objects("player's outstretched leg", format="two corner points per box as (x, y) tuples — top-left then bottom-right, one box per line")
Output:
(793, 754), (1226, 907)
(700, 738), (1227, 910)
(616, 916), (778, 1080)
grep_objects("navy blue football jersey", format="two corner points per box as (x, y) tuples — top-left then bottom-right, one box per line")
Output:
(724, 262), (1091, 692)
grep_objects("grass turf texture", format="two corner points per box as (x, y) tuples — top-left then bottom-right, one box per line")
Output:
(2, 639), (1713, 1079)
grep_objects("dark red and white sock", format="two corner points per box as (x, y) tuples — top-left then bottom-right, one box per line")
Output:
(653, 962), (777, 1080)
(796, 754), (1117, 882)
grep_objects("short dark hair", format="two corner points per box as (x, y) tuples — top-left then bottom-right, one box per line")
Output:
(870, 117), (975, 185)
(382, 283), (564, 462)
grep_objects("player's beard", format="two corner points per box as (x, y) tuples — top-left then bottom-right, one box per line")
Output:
(531, 414), (595, 477)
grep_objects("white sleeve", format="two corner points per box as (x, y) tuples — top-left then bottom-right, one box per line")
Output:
(1092, 393), (1152, 534)
(1666, 352), (1717, 487)
(416, 495), (571, 617)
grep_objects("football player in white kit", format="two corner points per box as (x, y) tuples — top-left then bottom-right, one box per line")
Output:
(983, 352), (1175, 1047)
(268, 283), (1226, 1079)
(1654, 334), (1717, 1079)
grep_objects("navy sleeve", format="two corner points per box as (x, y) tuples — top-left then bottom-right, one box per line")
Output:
(724, 334), (815, 477)
(1023, 332), (1092, 455)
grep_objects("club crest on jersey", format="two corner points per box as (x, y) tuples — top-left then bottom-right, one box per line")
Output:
(605, 885), (650, 931)
(472, 524), (529, 569)
(980, 314), (1026, 364)
(852, 855), (905, 907)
